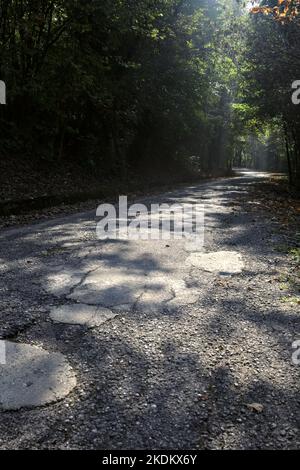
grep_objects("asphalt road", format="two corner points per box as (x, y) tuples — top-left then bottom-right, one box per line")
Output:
(0, 170), (299, 449)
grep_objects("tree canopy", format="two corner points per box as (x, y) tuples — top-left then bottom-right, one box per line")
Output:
(0, 1), (299, 189)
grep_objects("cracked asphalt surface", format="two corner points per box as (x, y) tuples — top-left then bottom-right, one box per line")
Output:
(0, 170), (299, 449)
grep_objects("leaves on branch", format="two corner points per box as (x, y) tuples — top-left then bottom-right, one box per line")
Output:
(250, 0), (300, 23)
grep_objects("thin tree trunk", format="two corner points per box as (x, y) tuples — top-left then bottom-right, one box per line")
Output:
(284, 123), (293, 185)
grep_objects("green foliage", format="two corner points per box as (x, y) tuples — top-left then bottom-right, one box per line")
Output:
(0, 1), (255, 179)
(239, 4), (300, 182)
(290, 247), (300, 263)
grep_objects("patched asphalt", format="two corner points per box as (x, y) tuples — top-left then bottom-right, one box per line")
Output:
(0, 170), (299, 449)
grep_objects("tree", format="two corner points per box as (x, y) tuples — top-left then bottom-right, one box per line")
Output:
(241, 0), (300, 184)
(0, 0), (262, 185)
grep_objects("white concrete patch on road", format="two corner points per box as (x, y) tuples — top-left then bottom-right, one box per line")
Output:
(166, 290), (200, 311)
(67, 268), (148, 308)
(186, 251), (244, 275)
(67, 263), (201, 312)
(112, 304), (134, 312)
(46, 270), (85, 297)
(138, 276), (200, 311)
(0, 342), (76, 410)
(50, 303), (117, 327)
(135, 283), (174, 313)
